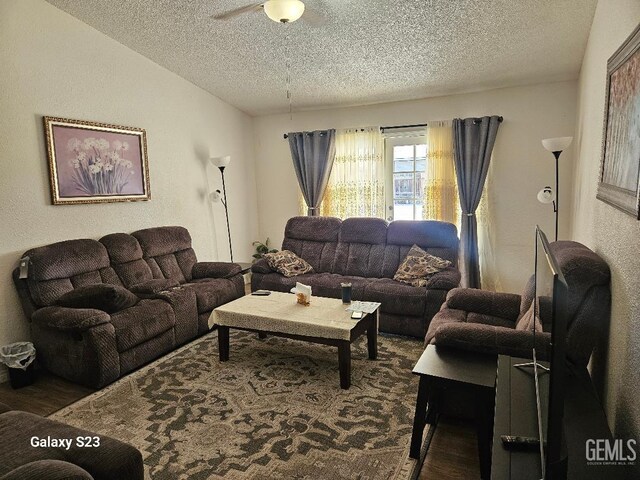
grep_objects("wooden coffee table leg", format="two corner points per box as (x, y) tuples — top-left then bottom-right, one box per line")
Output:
(410, 374), (430, 458)
(338, 341), (351, 389)
(367, 318), (377, 360)
(218, 326), (230, 361)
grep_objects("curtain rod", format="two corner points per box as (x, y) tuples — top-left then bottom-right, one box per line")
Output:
(283, 128), (366, 139)
(381, 123), (427, 131)
(283, 117), (503, 139)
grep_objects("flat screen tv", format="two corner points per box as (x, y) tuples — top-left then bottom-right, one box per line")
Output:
(532, 225), (569, 479)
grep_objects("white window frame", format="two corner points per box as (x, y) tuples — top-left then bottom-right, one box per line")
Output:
(384, 132), (427, 221)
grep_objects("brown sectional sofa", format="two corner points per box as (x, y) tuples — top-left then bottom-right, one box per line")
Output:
(13, 226), (244, 389)
(251, 216), (461, 338)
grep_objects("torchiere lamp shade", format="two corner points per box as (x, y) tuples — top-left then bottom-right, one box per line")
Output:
(542, 137), (573, 153)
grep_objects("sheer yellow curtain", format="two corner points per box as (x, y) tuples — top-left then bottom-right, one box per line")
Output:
(422, 120), (459, 227)
(317, 127), (385, 218)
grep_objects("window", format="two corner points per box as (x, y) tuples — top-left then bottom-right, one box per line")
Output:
(385, 135), (427, 221)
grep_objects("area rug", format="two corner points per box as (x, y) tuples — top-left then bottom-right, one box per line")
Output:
(51, 330), (428, 479)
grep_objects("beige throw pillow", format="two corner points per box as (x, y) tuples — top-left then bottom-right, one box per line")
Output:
(515, 300), (543, 332)
(263, 250), (314, 278)
(393, 244), (452, 287)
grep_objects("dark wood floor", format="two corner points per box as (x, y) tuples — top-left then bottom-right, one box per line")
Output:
(0, 370), (480, 478)
(0, 371), (94, 416)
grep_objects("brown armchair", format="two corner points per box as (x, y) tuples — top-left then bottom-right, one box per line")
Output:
(425, 241), (611, 368)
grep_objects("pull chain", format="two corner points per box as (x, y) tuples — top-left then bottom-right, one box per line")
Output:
(285, 30), (292, 120)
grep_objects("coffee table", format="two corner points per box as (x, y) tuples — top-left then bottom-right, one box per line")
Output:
(209, 291), (379, 389)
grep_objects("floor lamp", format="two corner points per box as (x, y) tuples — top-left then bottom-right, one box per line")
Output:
(210, 155), (233, 262)
(538, 137), (572, 241)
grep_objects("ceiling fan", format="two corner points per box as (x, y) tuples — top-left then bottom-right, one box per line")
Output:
(212, 0), (323, 25)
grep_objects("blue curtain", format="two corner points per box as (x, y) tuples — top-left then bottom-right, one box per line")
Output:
(288, 130), (337, 216)
(453, 116), (501, 288)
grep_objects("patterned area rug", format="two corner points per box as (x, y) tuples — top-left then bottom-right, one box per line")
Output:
(51, 330), (427, 479)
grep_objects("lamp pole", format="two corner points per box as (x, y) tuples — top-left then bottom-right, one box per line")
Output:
(210, 156), (233, 262)
(541, 137), (572, 242)
(553, 151), (560, 242)
(218, 166), (233, 262)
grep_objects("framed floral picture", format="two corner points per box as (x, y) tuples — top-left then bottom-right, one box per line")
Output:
(597, 23), (640, 219)
(44, 116), (150, 205)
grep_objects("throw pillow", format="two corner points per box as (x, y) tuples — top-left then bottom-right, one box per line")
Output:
(263, 250), (314, 278)
(515, 300), (543, 332)
(394, 244), (452, 287)
(56, 284), (139, 314)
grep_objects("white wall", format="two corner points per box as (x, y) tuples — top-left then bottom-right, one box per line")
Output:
(570, 0), (640, 457)
(0, 0), (258, 380)
(253, 82), (578, 294)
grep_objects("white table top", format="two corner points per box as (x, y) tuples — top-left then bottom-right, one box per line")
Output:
(209, 291), (376, 341)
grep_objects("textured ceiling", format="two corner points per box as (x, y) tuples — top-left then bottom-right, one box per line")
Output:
(46, 0), (597, 116)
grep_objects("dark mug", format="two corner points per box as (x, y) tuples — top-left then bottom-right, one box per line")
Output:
(341, 283), (352, 304)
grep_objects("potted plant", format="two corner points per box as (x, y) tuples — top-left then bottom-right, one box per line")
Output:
(252, 239), (278, 263)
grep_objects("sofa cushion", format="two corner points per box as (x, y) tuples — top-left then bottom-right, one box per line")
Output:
(282, 216), (341, 273)
(56, 284), (139, 314)
(338, 217), (388, 244)
(386, 220), (459, 264)
(184, 278), (243, 314)
(132, 226), (198, 283)
(284, 216), (341, 242)
(110, 299), (175, 352)
(22, 239), (122, 307)
(300, 273), (370, 299)
(130, 279), (180, 296)
(393, 245), (451, 287)
(362, 278), (426, 317)
(263, 250), (314, 278)
(24, 239), (110, 281)
(252, 272), (317, 292)
(253, 272), (370, 301)
(100, 233), (154, 288)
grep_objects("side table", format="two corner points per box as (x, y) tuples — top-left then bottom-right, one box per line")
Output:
(410, 344), (497, 479)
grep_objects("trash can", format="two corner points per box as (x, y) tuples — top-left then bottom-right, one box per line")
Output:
(0, 342), (36, 389)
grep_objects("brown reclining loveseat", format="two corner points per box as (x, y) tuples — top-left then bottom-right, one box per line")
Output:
(13, 226), (243, 388)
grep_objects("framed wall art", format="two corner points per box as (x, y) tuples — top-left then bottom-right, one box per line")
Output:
(44, 116), (150, 205)
(597, 23), (640, 219)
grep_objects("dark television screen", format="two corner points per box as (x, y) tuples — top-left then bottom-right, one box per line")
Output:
(534, 225), (569, 479)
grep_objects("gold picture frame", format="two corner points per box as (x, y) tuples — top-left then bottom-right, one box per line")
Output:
(44, 116), (150, 205)
(596, 23), (640, 219)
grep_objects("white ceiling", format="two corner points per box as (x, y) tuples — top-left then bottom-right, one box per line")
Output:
(46, 0), (597, 116)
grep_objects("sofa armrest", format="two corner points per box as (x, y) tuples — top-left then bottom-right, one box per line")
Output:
(192, 262), (241, 279)
(31, 306), (110, 333)
(426, 267), (461, 290)
(433, 323), (551, 359)
(445, 288), (521, 321)
(251, 258), (273, 274)
(0, 460), (92, 480)
(130, 279), (179, 296)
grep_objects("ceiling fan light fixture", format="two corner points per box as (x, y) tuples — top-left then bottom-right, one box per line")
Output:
(264, 0), (305, 23)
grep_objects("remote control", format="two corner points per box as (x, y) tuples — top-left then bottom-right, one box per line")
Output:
(500, 435), (544, 452)
(251, 290), (271, 296)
